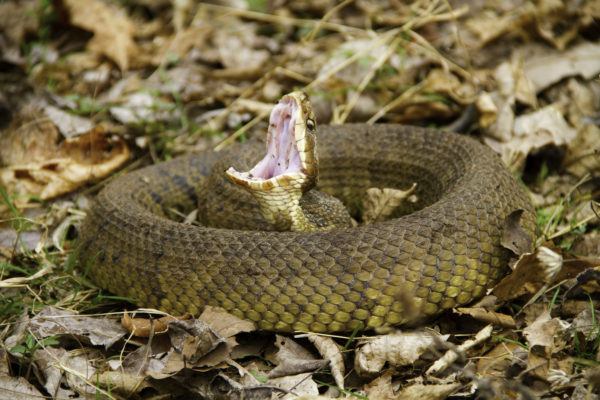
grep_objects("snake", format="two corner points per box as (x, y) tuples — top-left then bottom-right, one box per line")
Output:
(78, 92), (537, 333)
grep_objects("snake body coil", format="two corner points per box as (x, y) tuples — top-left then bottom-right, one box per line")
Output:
(79, 124), (536, 332)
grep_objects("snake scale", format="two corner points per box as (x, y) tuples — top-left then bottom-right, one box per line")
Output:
(79, 124), (536, 333)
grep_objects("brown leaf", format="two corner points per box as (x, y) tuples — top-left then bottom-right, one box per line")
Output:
(307, 334), (345, 389)
(121, 312), (192, 337)
(501, 209), (534, 256)
(476, 339), (527, 378)
(493, 246), (563, 301)
(0, 127), (130, 203)
(167, 319), (224, 363)
(198, 306), (255, 338)
(454, 307), (516, 328)
(63, 0), (137, 71)
(364, 370), (396, 400)
(522, 311), (570, 355)
(267, 335), (329, 379)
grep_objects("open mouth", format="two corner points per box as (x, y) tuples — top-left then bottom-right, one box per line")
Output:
(226, 94), (309, 188)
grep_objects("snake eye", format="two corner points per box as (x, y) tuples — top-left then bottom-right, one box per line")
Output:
(306, 118), (315, 131)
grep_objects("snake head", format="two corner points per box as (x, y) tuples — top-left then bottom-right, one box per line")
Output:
(226, 91), (318, 193)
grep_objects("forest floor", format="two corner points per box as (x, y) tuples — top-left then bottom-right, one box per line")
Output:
(0, 0), (599, 399)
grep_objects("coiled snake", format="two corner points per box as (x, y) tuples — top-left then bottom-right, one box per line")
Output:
(79, 93), (536, 332)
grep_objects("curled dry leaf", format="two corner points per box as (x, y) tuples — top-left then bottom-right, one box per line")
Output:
(454, 307), (516, 328)
(427, 324), (493, 376)
(354, 330), (449, 376)
(268, 335), (329, 379)
(307, 333), (344, 390)
(0, 127), (130, 203)
(363, 185), (417, 224)
(121, 312), (192, 337)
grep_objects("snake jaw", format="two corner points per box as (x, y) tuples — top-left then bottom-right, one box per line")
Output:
(226, 91), (317, 192)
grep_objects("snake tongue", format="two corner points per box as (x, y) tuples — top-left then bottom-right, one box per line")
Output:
(226, 94), (311, 190)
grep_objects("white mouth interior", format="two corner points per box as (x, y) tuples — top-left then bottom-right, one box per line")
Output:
(230, 96), (302, 182)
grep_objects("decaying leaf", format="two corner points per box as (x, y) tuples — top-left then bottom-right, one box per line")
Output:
(267, 372), (320, 399)
(0, 127), (130, 205)
(267, 335), (329, 379)
(363, 185), (418, 224)
(167, 319), (224, 364)
(522, 311), (570, 355)
(29, 306), (128, 349)
(355, 330), (449, 376)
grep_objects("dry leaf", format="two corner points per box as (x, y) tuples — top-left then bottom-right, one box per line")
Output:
(63, 0), (137, 71)
(501, 209), (534, 256)
(307, 334), (344, 390)
(503, 104), (576, 171)
(198, 306), (255, 338)
(267, 335), (329, 379)
(0, 1), (39, 65)
(477, 340), (527, 378)
(564, 124), (600, 176)
(427, 324), (493, 376)
(167, 319), (224, 363)
(522, 311), (571, 355)
(454, 307), (516, 328)
(397, 383), (461, 400)
(363, 185), (417, 224)
(0, 127), (130, 203)
(0, 376), (45, 400)
(493, 246), (563, 302)
(29, 306), (128, 349)
(43, 105), (93, 139)
(522, 41), (600, 93)
(355, 330), (449, 376)
(267, 372), (320, 399)
(121, 312), (192, 337)
(364, 370), (396, 400)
